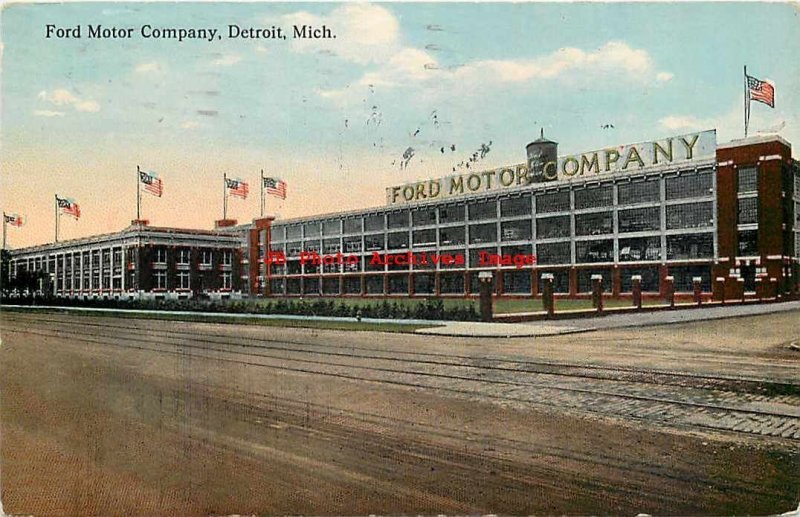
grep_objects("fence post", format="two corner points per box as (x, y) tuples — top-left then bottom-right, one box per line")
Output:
(693, 276), (702, 306)
(631, 275), (642, 310)
(591, 274), (603, 314)
(542, 273), (554, 317)
(664, 276), (675, 309)
(478, 271), (493, 322)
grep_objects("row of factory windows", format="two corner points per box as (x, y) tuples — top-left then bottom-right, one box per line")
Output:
(267, 265), (712, 296)
(271, 202), (716, 255)
(52, 270), (234, 291)
(272, 172), (714, 240)
(267, 233), (713, 275)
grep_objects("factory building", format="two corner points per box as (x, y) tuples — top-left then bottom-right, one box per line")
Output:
(5, 224), (245, 300)
(6, 130), (800, 302)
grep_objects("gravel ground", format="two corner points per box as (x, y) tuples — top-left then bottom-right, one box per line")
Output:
(1, 309), (798, 515)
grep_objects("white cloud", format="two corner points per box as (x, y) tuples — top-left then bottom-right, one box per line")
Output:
(135, 62), (164, 73)
(212, 54), (242, 66)
(254, 45), (269, 54)
(38, 89), (78, 105)
(656, 71), (674, 82)
(37, 88), (101, 114)
(181, 121), (201, 129)
(659, 115), (713, 131)
(320, 41), (666, 103)
(33, 110), (65, 117)
(75, 100), (101, 112)
(284, 3), (400, 64)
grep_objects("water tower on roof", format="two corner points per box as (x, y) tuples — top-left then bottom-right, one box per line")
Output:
(526, 129), (558, 183)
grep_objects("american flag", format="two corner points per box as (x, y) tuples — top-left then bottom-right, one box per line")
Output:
(263, 177), (287, 199)
(56, 196), (81, 219)
(747, 74), (775, 108)
(4, 213), (24, 227)
(139, 170), (163, 197)
(226, 177), (249, 199)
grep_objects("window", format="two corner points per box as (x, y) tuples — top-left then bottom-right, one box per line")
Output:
(322, 278), (340, 295)
(387, 211), (409, 229)
(364, 214), (385, 231)
(738, 230), (758, 256)
(154, 270), (167, 289)
(537, 191), (570, 213)
(738, 197), (758, 225)
(388, 275), (408, 294)
(414, 274), (435, 295)
(537, 242), (571, 265)
(177, 271), (190, 289)
(323, 239), (340, 253)
(177, 249), (190, 265)
(222, 272), (232, 290)
(270, 278), (285, 295)
(388, 231), (409, 249)
(468, 200), (497, 221)
(439, 226), (465, 246)
(222, 251), (232, 266)
(271, 226), (286, 242)
(365, 233), (384, 251)
(666, 202), (714, 229)
(304, 222), (321, 238)
(343, 256), (361, 273)
(738, 167), (758, 193)
(343, 218), (362, 234)
(665, 172), (713, 200)
(503, 270), (532, 294)
(440, 273), (465, 294)
(619, 237), (661, 262)
(574, 186), (613, 210)
(618, 180), (660, 205)
(343, 277), (361, 294)
(500, 195), (531, 218)
(411, 208), (437, 226)
(469, 247), (496, 267)
(154, 248), (167, 263)
(286, 278), (301, 294)
(537, 216), (571, 239)
(303, 278), (320, 294)
(321, 220), (340, 236)
(286, 225), (302, 240)
(501, 220), (532, 241)
(666, 233), (713, 259)
(469, 223), (497, 244)
(343, 236), (362, 253)
(412, 229), (437, 247)
(366, 276), (384, 294)
(576, 240), (613, 263)
(200, 250), (213, 266)
(439, 205), (465, 224)
(619, 207), (660, 233)
(575, 212), (612, 236)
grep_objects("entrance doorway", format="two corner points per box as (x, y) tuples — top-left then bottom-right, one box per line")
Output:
(740, 264), (756, 293)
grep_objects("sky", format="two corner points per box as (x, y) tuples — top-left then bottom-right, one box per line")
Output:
(1, 1), (799, 248)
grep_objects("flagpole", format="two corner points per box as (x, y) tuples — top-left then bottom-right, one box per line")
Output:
(54, 195), (59, 243)
(260, 170), (265, 218)
(136, 165), (141, 222)
(2, 213), (7, 251)
(744, 65), (750, 138)
(223, 173), (228, 220)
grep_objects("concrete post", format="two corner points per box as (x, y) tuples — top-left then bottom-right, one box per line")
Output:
(716, 277), (726, 305)
(631, 275), (642, 310)
(478, 271), (493, 322)
(542, 273), (554, 317)
(591, 274), (603, 313)
(693, 276), (702, 306)
(664, 275), (675, 309)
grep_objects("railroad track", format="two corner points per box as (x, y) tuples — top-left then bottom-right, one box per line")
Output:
(2, 313), (799, 441)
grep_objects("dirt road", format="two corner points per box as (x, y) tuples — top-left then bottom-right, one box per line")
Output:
(1, 310), (798, 515)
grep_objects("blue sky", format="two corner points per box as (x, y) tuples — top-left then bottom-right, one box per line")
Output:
(1, 2), (798, 246)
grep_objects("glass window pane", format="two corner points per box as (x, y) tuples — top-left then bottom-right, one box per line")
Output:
(665, 172), (713, 200)
(575, 212), (612, 236)
(536, 215), (571, 239)
(500, 195), (531, 217)
(537, 191), (570, 213)
(574, 186), (613, 210)
(619, 207), (660, 233)
(666, 202), (714, 229)
(618, 180), (660, 205)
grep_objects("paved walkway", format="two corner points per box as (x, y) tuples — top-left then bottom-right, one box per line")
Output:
(415, 321), (581, 338)
(533, 299), (800, 330)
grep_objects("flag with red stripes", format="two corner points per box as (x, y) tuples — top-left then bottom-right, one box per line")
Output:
(747, 74), (775, 107)
(139, 170), (163, 197)
(226, 178), (249, 199)
(263, 177), (287, 199)
(3, 213), (24, 227)
(56, 196), (81, 219)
